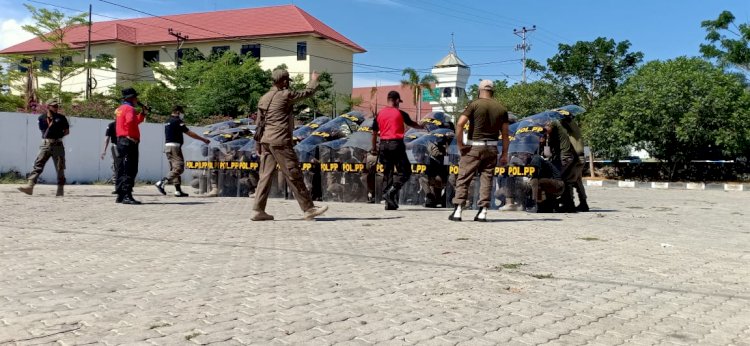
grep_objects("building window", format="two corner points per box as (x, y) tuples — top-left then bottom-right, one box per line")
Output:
(240, 44), (261, 59)
(143, 50), (159, 67)
(16, 59), (30, 73)
(443, 87), (453, 98)
(211, 45), (230, 56)
(41, 58), (53, 72)
(297, 41), (307, 61)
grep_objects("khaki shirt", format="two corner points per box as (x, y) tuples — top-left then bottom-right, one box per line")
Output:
(258, 80), (319, 145)
(562, 118), (584, 155)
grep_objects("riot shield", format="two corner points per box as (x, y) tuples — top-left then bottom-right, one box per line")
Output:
(342, 119), (380, 203)
(293, 116), (331, 142)
(420, 111), (455, 132)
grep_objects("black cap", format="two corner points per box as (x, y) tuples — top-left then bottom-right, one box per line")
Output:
(387, 90), (403, 103)
(122, 87), (138, 99)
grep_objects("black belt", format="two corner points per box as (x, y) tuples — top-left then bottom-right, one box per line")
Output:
(381, 139), (403, 142)
(118, 136), (139, 144)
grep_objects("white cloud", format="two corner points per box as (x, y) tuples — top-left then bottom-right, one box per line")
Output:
(0, 17), (34, 50)
(353, 75), (401, 88)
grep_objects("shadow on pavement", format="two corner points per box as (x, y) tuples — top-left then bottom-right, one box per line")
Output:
(484, 218), (563, 222)
(141, 201), (214, 205)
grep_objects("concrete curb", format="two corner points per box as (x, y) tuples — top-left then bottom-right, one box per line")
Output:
(585, 179), (748, 192)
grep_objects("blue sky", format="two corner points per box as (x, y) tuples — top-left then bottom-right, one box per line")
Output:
(2, 0), (748, 87)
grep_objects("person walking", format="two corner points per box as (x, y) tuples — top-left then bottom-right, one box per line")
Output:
(115, 87), (147, 205)
(251, 68), (328, 221)
(449, 80), (509, 222)
(371, 91), (424, 210)
(155, 106), (211, 197)
(101, 120), (118, 194)
(17, 99), (69, 197)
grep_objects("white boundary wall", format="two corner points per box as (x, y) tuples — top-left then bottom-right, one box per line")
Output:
(0, 112), (205, 184)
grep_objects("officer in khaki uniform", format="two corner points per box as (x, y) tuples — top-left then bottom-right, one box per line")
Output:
(18, 99), (69, 197)
(252, 68), (328, 221)
(561, 114), (589, 211)
(449, 80), (510, 222)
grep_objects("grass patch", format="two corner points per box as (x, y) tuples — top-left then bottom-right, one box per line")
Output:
(530, 273), (553, 279)
(577, 237), (602, 241)
(0, 170), (26, 184)
(493, 263), (526, 271)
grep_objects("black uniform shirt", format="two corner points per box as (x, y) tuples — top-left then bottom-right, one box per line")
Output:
(38, 112), (69, 139)
(530, 155), (561, 180)
(105, 121), (117, 142)
(165, 116), (189, 144)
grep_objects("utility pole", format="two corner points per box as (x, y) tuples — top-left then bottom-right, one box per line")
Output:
(513, 25), (536, 83)
(168, 28), (189, 68)
(85, 4), (92, 99)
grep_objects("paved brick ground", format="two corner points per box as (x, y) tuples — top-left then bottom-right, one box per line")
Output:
(1, 185), (749, 345)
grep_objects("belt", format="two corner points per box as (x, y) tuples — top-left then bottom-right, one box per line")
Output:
(119, 136), (140, 144)
(466, 140), (498, 146)
(165, 142), (182, 147)
(43, 138), (63, 143)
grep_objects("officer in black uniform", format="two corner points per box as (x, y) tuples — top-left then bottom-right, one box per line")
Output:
(18, 99), (69, 197)
(101, 120), (118, 194)
(155, 106), (211, 197)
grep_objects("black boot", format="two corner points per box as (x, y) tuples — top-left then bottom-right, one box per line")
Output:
(535, 199), (554, 213)
(576, 199), (589, 212)
(121, 194), (142, 205)
(174, 184), (189, 197)
(473, 207), (488, 222)
(383, 186), (398, 210)
(449, 205), (462, 221)
(559, 195), (577, 213)
(115, 193), (124, 203)
(155, 178), (167, 195)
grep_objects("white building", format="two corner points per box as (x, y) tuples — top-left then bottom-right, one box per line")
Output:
(428, 38), (470, 114)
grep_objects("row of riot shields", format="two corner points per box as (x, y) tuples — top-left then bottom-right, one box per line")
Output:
(181, 106), (585, 211)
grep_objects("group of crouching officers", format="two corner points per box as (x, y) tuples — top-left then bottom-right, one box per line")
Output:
(196, 111), (589, 215)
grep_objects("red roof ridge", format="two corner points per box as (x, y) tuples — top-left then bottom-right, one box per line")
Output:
(0, 4), (365, 54)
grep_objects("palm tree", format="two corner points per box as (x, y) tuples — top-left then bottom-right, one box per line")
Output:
(401, 68), (438, 121)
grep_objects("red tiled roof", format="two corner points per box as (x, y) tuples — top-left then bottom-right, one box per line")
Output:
(0, 5), (365, 54)
(352, 84), (434, 121)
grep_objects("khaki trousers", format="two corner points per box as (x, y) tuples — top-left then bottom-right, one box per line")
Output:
(28, 140), (65, 185)
(531, 178), (564, 203)
(452, 146), (497, 208)
(253, 143), (314, 212)
(165, 145), (185, 184)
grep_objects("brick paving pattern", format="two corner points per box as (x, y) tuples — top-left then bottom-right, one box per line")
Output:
(0, 185), (748, 345)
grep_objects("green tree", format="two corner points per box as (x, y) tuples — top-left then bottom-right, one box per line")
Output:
(700, 11), (750, 73)
(546, 37), (644, 110)
(495, 80), (572, 116)
(2, 55), (44, 109)
(152, 51), (271, 122)
(338, 93), (363, 113)
(21, 4), (114, 103)
(401, 68), (438, 119)
(587, 57), (750, 178)
(288, 71), (336, 122)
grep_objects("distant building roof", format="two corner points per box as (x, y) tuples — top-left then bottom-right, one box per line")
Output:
(351, 84), (434, 120)
(1, 5), (365, 54)
(434, 52), (468, 68)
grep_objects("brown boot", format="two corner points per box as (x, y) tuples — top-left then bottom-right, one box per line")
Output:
(56, 185), (64, 197)
(251, 211), (274, 221)
(17, 183), (34, 195)
(303, 205), (329, 221)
